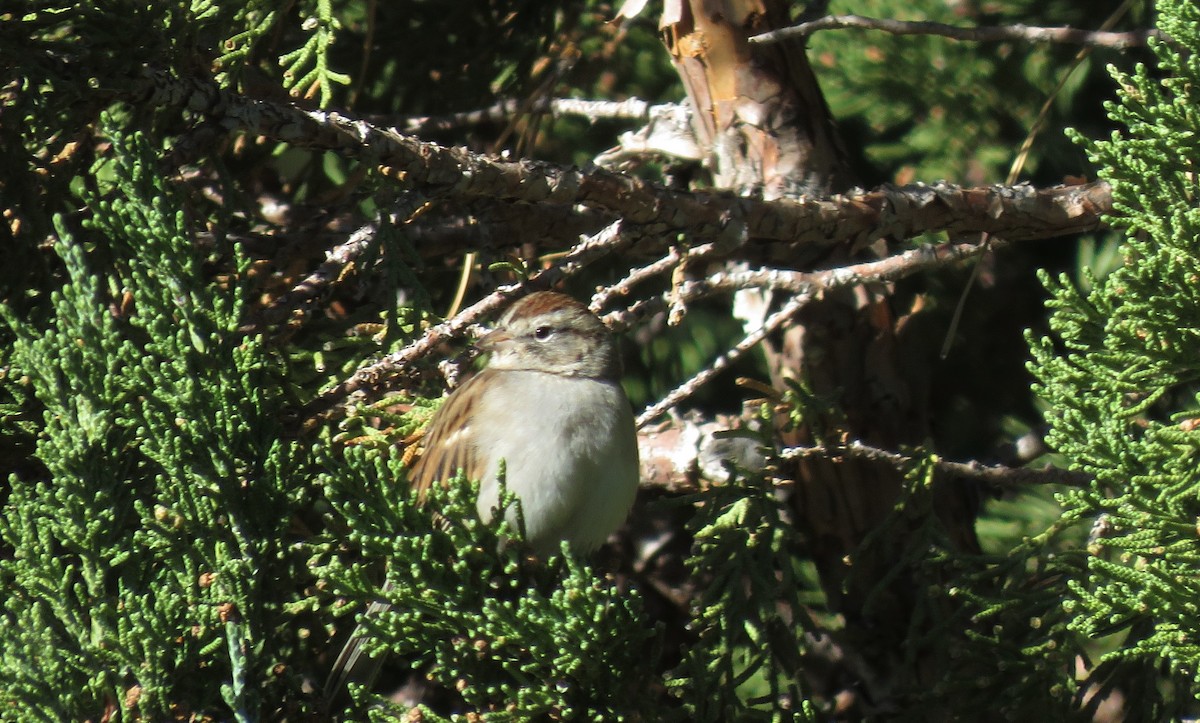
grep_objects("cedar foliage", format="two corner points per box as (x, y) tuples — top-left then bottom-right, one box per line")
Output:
(1, 0), (1196, 720)
(1029, 0), (1200, 716)
(0, 125), (310, 717)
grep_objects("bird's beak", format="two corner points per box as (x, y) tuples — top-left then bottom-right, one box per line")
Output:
(476, 328), (512, 352)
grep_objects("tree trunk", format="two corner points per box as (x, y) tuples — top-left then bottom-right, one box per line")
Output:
(657, 0), (980, 711)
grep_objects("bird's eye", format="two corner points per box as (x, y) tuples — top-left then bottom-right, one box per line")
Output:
(534, 326), (553, 341)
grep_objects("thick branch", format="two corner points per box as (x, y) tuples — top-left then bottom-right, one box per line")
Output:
(136, 70), (1112, 255)
(751, 14), (1162, 49)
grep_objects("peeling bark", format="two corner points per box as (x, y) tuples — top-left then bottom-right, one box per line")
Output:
(657, 0), (983, 710)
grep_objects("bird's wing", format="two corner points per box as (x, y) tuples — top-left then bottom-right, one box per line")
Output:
(325, 371), (488, 709)
(408, 370), (489, 497)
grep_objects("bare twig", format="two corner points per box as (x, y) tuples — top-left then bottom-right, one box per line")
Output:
(389, 97), (655, 134)
(599, 294), (669, 334)
(751, 14), (1162, 49)
(249, 220), (381, 330)
(678, 239), (993, 303)
(633, 430), (1091, 494)
(779, 441), (1092, 488)
(591, 247), (681, 313)
(590, 241), (722, 313)
(301, 221), (633, 428)
(636, 293), (811, 427)
(403, 203), (610, 257)
(630, 240), (994, 425)
(596, 237), (1001, 326)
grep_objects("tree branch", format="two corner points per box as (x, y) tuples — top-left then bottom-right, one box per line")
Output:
(633, 424), (1091, 494)
(150, 64), (1106, 435)
(677, 239), (992, 303)
(779, 441), (1092, 489)
(137, 69), (1112, 258)
(389, 96), (655, 134)
(247, 210), (428, 333)
(630, 240), (991, 425)
(308, 219), (992, 431)
(750, 14), (1162, 49)
(300, 221), (636, 428)
(637, 293), (811, 427)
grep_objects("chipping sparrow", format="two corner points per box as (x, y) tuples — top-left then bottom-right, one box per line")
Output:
(325, 291), (640, 701)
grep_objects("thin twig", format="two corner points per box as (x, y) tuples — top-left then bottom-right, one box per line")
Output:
(779, 441), (1092, 488)
(636, 293), (811, 428)
(300, 220), (633, 428)
(630, 240), (994, 425)
(677, 240), (994, 304)
(590, 241), (718, 313)
(248, 220), (380, 330)
(248, 198), (433, 334)
(559, 220), (639, 278)
(392, 97), (655, 134)
(600, 294), (668, 334)
(598, 229), (983, 325)
(751, 14), (1162, 49)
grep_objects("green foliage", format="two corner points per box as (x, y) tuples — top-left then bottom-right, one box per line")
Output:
(0, 0), (347, 268)
(278, 0), (351, 108)
(5, 0), (1195, 719)
(811, 0), (1145, 185)
(667, 462), (820, 722)
(0, 116), (671, 720)
(313, 448), (663, 720)
(314, 418), (831, 721)
(0, 125), (314, 718)
(1028, 0), (1200, 711)
(942, 489), (1087, 719)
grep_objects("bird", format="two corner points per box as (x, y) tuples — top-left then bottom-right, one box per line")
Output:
(324, 290), (640, 704)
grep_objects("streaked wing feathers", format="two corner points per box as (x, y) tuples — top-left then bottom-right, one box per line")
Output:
(325, 373), (488, 705)
(408, 371), (488, 497)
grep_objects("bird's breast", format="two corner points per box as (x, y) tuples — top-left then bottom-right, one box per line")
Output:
(471, 370), (639, 553)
